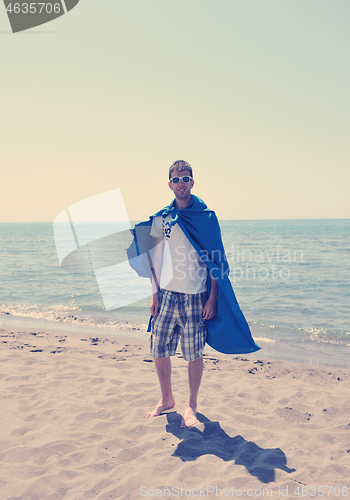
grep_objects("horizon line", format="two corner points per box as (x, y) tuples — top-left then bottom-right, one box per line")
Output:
(1, 218), (350, 223)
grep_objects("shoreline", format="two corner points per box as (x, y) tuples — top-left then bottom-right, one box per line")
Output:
(1, 313), (349, 370)
(1, 324), (350, 374)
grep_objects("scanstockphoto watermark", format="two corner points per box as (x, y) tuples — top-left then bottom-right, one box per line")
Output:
(140, 485), (274, 497)
(140, 484), (349, 497)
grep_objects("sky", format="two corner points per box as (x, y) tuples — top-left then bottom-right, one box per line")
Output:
(1, 0), (350, 222)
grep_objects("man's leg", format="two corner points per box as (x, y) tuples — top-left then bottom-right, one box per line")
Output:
(145, 356), (176, 418)
(179, 291), (207, 428)
(147, 290), (179, 418)
(181, 355), (203, 428)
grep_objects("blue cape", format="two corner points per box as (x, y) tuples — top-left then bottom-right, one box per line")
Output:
(127, 195), (260, 355)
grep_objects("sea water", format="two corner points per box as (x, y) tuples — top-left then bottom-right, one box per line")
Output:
(0, 220), (349, 368)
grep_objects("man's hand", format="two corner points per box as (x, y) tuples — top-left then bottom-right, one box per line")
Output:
(202, 276), (218, 320)
(149, 294), (160, 316)
(202, 295), (217, 320)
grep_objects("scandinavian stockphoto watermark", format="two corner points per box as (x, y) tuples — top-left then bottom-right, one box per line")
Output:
(226, 244), (303, 282)
(173, 245), (303, 283)
(53, 189), (304, 312)
(3, 0), (80, 33)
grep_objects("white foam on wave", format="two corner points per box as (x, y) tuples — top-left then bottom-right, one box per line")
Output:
(300, 326), (350, 340)
(254, 337), (279, 344)
(0, 303), (79, 318)
(0, 303), (148, 332)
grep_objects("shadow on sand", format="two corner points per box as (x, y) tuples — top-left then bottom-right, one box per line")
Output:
(166, 412), (296, 483)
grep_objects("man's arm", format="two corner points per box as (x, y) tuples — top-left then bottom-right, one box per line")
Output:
(202, 275), (218, 320)
(149, 236), (164, 316)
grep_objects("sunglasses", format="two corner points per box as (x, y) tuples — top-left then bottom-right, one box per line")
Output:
(170, 176), (193, 184)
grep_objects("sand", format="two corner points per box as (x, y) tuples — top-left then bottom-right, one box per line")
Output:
(0, 327), (349, 500)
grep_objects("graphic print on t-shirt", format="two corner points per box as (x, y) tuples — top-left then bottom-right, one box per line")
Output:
(162, 218), (172, 239)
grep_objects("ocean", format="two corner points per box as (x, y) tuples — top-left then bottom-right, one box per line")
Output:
(1, 220), (349, 368)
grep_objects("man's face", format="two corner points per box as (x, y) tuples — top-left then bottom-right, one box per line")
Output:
(168, 169), (194, 201)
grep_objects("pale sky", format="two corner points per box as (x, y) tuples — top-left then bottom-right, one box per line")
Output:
(1, 0), (349, 222)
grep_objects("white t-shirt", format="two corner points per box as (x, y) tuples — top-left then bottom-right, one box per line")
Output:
(150, 214), (207, 294)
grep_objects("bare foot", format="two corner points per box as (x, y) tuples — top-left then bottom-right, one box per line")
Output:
(180, 404), (197, 428)
(145, 398), (175, 418)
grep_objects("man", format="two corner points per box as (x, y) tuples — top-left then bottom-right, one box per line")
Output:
(145, 160), (218, 428)
(127, 160), (259, 427)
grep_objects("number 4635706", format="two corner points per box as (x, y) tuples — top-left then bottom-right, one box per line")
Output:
(293, 485), (348, 496)
(5, 3), (62, 14)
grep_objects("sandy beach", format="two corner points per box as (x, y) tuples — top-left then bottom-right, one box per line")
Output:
(0, 326), (349, 500)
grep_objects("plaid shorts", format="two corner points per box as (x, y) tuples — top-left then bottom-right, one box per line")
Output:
(150, 288), (208, 362)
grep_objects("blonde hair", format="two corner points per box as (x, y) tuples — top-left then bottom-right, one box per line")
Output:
(169, 160), (193, 180)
